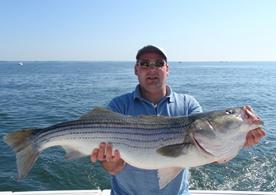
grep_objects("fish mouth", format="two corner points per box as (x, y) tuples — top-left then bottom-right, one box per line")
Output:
(241, 106), (263, 126)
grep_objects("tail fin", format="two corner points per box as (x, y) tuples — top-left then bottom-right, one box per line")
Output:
(3, 128), (40, 179)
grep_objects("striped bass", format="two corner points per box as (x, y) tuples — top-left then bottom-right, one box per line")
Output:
(3, 106), (263, 189)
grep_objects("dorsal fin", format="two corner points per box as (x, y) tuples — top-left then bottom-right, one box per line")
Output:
(79, 107), (125, 120)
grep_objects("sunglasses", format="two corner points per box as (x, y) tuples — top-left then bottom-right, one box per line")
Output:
(137, 59), (166, 68)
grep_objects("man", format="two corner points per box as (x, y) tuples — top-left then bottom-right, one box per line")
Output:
(91, 45), (265, 195)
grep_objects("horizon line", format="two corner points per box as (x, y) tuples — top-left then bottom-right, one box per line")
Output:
(1, 60), (276, 63)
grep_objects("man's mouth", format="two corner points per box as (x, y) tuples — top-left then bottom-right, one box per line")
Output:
(146, 76), (158, 80)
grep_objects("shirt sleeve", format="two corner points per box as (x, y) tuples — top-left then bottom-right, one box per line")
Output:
(107, 97), (124, 114)
(187, 95), (203, 115)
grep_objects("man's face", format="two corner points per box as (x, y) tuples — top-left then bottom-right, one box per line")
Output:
(135, 52), (169, 92)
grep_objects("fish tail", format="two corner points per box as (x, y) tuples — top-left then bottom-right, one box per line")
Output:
(3, 128), (40, 179)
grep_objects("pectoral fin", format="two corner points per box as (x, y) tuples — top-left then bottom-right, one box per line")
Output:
(157, 167), (183, 189)
(157, 143), (191, 157)
(63, 146), (86, 160)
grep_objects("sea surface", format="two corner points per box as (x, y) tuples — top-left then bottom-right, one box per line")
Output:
(0, 61), (275, 192)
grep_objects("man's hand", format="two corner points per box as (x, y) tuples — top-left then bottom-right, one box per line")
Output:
(91, 142), (125, 175)
(244, 127), (265, 147)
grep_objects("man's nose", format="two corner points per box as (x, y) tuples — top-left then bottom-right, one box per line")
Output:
(147, 66), (158, 73)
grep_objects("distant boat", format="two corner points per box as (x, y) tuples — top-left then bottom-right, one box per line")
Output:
(18, 62), (24, 66)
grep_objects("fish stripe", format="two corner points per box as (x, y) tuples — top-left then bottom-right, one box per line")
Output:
(37, 127), (186, 149)
(35, 117), (192, 141)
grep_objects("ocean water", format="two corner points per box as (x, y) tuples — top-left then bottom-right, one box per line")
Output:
(0, 61), (275, 192)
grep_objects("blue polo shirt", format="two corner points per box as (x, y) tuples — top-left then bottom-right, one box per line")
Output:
(107, 85), (202, 195)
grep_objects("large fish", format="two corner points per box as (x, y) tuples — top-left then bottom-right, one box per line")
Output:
(4, 106), (263, 189)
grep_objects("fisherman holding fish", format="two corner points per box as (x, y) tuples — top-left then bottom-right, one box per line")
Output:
(91, 45), (265, 195)
(4, 45), (266, 195)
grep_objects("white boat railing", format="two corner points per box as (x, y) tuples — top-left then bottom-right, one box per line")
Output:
(0, 190), (275, 195)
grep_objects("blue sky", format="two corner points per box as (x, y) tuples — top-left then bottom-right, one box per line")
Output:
(0, 0), (275, 61)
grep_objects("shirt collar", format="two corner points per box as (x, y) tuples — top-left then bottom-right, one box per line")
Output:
(133, 85), (175, 103)
(166, 85), (175, 103)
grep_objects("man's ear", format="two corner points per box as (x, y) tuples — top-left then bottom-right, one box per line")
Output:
(134, 64), (138, 75)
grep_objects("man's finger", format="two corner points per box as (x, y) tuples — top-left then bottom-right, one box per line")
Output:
(98, 142), (106, 161)
(246, 132), (258, 146)
(244, 128), (265, 147)
(91, 149), (99, 163)
(106, 143), (113, 162)
(255, 127), (266, 137)
(113, 149), (121, 161)
(250, 128), (265, 143)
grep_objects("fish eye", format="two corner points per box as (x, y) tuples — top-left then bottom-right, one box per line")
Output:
(225, 109), (233, 115)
